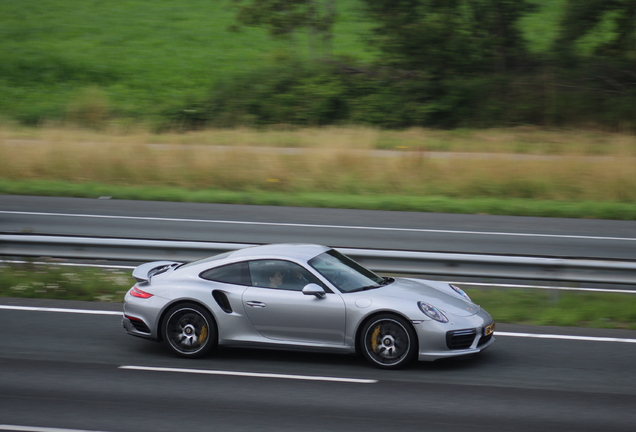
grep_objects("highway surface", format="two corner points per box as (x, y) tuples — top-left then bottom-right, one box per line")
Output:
(1, 297), (636, 432)
(1, 195), (636, 260)
(1, 195), (636, 431)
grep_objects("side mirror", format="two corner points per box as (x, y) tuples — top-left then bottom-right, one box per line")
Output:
(302, 283), (326, 299)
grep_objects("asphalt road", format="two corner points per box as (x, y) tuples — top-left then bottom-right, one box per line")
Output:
(1, 298), (636, 432)
(2, 196), (636, 431)
(1, 195), (636, 260)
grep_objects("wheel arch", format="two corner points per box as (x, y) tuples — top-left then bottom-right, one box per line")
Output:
(156, 299), (218, 343)
(354, 310), (419, 356)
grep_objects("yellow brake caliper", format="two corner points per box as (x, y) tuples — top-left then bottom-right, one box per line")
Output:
(199, 325), (208, 345)
(370, 324), (381, 353)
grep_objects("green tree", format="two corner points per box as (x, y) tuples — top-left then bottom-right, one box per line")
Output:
(466, 0), (536, 73)
(361, 0), (534, 75)
(555, 0), (636, 62)
(231, 0), (336, 59)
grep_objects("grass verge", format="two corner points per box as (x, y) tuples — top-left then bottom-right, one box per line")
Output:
(468, 288), (636, 330)
(2, 126), (635, 218)
(0, 261), (132, 303)
(2, 261), (635, 330)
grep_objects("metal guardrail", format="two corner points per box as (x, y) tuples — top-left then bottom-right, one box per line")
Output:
(1, 234), (635, 286)
(0, 235), (250, 262)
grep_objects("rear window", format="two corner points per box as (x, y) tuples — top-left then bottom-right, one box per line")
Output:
(200, 261), (250, 286)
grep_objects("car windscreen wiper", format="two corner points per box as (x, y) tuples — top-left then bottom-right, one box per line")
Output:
(348, 284), (381, 293)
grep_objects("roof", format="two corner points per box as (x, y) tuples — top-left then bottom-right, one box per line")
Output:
(227, 243), (330, 261)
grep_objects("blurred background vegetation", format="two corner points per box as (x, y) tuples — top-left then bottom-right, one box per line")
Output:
(2, 0), (636, 219)
(2, 2), (636, 317)
(2, 0), (636, 131)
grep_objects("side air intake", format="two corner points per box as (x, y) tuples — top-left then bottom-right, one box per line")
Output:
(212, 290), (232, 314)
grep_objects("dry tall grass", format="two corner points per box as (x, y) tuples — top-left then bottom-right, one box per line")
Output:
(1, 126), (635, 201)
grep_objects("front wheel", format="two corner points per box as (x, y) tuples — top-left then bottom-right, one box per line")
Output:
(360, 314), (417, 369)
(162, 303), (217, 358)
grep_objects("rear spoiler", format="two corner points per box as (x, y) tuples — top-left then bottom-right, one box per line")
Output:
(132, 261), (182, 283)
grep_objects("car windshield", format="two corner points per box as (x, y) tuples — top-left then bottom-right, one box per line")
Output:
(308, 249), (386, 293)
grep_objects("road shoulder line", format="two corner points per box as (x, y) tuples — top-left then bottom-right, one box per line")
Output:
(119, 365), (378, 383)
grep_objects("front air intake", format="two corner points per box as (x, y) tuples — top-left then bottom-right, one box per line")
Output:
(446, 329), (477, 350)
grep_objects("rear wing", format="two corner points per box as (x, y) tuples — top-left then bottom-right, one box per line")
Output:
(132, 261), (182, 283)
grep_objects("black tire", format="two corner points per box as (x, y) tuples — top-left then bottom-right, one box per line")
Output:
(162, 303), (217, 358)
(360, 314), (417, 369)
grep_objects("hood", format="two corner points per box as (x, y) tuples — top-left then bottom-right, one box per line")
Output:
(372, 278), (479, 317)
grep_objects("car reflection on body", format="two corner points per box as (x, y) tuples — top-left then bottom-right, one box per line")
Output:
(123, 244), (495, 369)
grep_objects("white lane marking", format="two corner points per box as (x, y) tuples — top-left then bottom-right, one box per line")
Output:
(0, 305), (121, 316)
(3, 306), (636, 344)
(2, 210), (635, 242)
(119, 365), (378, 384)
(496, 332), (636, 344)
(0, 426), (112, 432)
(451, 281), (636, 295)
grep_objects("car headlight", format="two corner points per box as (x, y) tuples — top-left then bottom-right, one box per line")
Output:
(450, 284), (472, 302)
(418, 302), (449, 323)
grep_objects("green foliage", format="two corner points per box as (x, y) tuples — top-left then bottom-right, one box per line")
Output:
(232, 0), (336, 57)
(0, 261), (133, 302)
(203, 61), (347, 126)
(0, 0), (369, 126)
(468, 288), (636, 329)
(0, 0), (635, 129)
(556, 0), (636, 62)
(233, 0), (315, 38)
(65, 87), (111, 129)
(2, 179), (636, 220)
(360, 0), (536, 74)
(195, 59), (636, 130)
(199, 61), (493, 128)
(468, 0), (538, 71)
(361, 0), (479, 74)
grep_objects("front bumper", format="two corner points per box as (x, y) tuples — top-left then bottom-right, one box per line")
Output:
(415, 310), (495, 361)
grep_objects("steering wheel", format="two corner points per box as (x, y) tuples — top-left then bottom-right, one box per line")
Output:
(331, 270), (347, 287)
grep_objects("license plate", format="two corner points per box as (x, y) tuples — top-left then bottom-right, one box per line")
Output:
(484, 322), (495, 336)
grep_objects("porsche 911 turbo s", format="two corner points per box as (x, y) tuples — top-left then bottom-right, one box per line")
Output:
(123, 244), (495, 369)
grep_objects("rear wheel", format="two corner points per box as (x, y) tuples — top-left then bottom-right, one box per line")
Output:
(360, 314), (417, 369)
(162, 303), (217, 358)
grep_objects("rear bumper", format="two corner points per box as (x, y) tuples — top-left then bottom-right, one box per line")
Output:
(122, 315), (158, 341)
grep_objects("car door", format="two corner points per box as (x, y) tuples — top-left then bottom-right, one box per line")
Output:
(242, 260), (346, 345)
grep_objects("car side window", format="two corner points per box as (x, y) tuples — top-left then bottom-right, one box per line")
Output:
(200, 262), (250, 286)
(248, 260), (325, 291)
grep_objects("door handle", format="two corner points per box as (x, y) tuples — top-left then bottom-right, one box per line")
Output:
(246, 301), (266, 308)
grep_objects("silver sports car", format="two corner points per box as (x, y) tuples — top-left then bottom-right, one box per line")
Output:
(123, 244), (495, 369)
